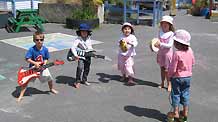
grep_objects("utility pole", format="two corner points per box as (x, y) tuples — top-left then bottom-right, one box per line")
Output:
(170, 0), (176, 16)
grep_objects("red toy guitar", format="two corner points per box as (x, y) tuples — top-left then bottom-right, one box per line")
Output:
(17, 60), (64, 86)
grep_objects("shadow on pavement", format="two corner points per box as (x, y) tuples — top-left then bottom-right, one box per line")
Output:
(55, 75), (75, 86)
(11, 86), (49, 98)
(124, 105), (166, 122)
(96, 73), (159, 87)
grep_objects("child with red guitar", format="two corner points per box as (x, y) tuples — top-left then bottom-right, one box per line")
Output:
(17, 31), (58, 102)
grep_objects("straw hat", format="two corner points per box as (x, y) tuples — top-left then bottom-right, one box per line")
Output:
(150, 38), (160, 52)
(173, 29), (191, 46)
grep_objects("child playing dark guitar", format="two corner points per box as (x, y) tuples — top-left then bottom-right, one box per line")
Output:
(17, 31), (58, 102)
(71, 23), (94, 88)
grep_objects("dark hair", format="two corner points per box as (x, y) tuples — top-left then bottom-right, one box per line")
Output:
(76, 30), (92, 36)
(169, 24), (175, 32)
(160, 22), (175, 32)
(122, 25), (135, 34)
(174, 41), (189, 51)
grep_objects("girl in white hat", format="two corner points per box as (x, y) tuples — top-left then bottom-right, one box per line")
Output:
(117, 22), (138, 85)
(168, 29), (195, 122)
(154, 15), (175, 92)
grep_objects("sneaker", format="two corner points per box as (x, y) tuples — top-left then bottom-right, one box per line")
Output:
(182, 116), (188, 122)
(81, 81), (90, 86)
(174, 117), (180, 122)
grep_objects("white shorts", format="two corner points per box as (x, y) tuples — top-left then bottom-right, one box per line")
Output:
(29, 68), (53, 83)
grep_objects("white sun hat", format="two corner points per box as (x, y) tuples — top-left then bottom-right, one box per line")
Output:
(122, 22), (133, 28)
(160, 15), (173, 25)
(173, 29), (191, 46)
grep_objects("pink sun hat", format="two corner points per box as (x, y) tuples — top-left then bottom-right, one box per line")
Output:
(173, 29), (191, 46)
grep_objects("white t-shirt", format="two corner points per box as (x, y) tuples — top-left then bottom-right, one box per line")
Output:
(71, 36), (93, 57)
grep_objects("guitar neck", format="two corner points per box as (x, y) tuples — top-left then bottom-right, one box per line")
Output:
(42, 62), (54, 69)
(85, 52), (105, 59)
(95, 55), (105, 59)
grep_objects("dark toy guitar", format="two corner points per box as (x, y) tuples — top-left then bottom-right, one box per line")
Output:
(67, 49), (112, 62)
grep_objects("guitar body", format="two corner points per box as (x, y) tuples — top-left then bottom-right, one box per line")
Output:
(17, 60), (64, 86)
(67, 48), (87, 61)
(17, 67), (40, 86)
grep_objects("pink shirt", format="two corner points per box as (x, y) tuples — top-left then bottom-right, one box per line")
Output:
(168, 47), (195, 78)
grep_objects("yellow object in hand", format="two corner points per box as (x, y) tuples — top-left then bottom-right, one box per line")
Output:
(119, 40), (128, 52)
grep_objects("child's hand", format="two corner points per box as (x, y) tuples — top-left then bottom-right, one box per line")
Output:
(127, 41), (133, 46)
(75, 56), (80, 61)
(34, 62), (41, 68)
(154, 41), (160, 48)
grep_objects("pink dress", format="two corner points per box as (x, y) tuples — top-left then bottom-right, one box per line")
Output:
(118, 34), (138, 76)
(157, 31), (174, 70)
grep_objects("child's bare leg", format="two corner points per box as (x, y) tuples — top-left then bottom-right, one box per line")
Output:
(166, 72), (172, 92)
(17, 85), (27, 102)
(173, 106), (180, 118)
(167, 80), (172, 92)
(183, 105), (189, 117)
(159, 67), (165, 88)
(48, 81), (58, 94)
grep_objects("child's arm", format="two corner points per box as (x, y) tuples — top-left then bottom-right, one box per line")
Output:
(191, 48), (195, 66)
(86, 38), (94, 51)
(168, 53), (178, 78)
(71, 39), (80, 60)
(127, 35), (138, 47)
(160, 37), (174, 48)
(26, 58), (41, 68)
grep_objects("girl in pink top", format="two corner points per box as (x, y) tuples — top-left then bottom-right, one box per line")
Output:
(155, 15), (175, 92)
(118, 22), (138, 85)
(168, 29), (195, 122)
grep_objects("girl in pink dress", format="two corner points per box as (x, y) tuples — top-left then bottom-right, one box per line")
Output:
(154, 15), (175, 91)
(118, 22), (138, 85)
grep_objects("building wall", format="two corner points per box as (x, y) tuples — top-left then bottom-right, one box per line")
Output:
(0, 0), (41, 11)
